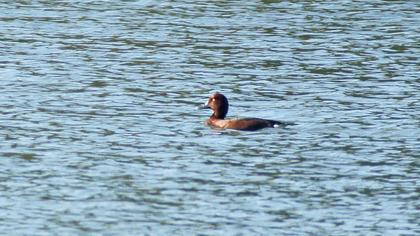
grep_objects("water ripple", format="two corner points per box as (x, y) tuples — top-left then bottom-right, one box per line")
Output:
(1, 0), (419, 235)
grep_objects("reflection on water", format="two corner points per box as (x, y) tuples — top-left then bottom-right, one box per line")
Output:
(0, 0), (419, 235)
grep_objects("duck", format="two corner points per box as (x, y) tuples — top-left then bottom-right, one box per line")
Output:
(200, 92), (287, 131)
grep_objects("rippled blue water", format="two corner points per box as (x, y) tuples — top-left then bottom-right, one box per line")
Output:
(0, 0), (419, 235)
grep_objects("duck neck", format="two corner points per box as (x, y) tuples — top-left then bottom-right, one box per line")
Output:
(211, 110), (226, 119)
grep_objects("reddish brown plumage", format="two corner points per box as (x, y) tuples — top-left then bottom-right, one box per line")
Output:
(201, 92), (285, 131)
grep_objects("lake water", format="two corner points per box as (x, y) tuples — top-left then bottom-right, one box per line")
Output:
(0, 0), (419, 235)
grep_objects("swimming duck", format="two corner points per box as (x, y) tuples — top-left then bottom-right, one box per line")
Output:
(200, 92), (287, 131)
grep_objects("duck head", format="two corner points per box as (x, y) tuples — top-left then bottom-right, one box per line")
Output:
(200, 92), (229, 119)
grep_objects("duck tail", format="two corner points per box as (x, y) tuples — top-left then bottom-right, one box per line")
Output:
(270, 120), (294, 128)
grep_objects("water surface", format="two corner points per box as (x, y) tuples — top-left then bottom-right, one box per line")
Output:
(0, 0), (419, 235)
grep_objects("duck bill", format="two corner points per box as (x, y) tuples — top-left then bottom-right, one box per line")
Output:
(198, 103), (210, 109)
